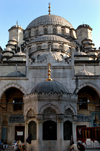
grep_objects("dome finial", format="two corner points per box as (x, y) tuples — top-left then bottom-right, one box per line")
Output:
(46, 63), (52, 81)
(48, 3), (51, 15)
(16, 21), (18, 26)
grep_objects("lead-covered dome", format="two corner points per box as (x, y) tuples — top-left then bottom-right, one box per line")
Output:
(31, 80), (69, 94)
(26, 15), (73, 29)
(30, 35), (69, 43)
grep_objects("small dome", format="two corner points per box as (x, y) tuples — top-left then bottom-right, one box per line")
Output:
(26, 15), (73, 29)
(77, 24), (92, 30)
(6, 71), (25, 77)
(31, 35), (69, 43)
(31, 80), (69, 94)
(9, 24), (23, 31)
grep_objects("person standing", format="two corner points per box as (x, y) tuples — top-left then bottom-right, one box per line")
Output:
(14, 141), (19, 151)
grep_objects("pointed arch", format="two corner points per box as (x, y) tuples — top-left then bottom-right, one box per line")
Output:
(64, 104), (76, 115)
(0, 82), (26, 99)
(39, 103), (60, 114)
(25, 105), (36, 116)
(75, 82), (100, 97)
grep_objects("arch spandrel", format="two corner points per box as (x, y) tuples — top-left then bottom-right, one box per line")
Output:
(0, 82), (26, 99)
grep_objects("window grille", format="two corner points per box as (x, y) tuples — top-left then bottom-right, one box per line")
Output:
(28, 121), (36, 140)
(64, 121), (72, 140)
(13, 98), (23, 111)
(35, 29), (38, 36)
(79, 98), (87, 109)
(53, 28), (56, 34)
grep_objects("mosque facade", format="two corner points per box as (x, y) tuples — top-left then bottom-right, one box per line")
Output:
(0, 6), (100, 151)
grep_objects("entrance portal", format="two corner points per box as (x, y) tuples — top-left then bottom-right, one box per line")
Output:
(15, 126), (24, 142)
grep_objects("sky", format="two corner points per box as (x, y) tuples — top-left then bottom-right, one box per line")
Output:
(0, 0), (100, 49)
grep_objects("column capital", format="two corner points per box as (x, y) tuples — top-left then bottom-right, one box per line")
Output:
(57, 114), (64, 123)
(36, 114), (43, 123)
(24, 116), (28, 122)
(73, 115), (77, 122)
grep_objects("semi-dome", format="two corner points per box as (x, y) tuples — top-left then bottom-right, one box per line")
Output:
(26, 15), (73, 29)
(30, 35), (69, 43)
(31, 80), (69, 94)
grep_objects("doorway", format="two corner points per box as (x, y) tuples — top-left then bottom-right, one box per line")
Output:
(43, 120), (57, 140)
(15, 126), (24, 142)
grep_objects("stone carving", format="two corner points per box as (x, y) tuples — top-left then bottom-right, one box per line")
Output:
(43, 107), (57, 120)
(57, 114), (64, 123)
(39, 103), (60, 114)
(27, 109), (35, 118)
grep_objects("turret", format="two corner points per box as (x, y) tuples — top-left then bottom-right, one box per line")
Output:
(76, 24), (92, 45)
(6, 23), (24, 50)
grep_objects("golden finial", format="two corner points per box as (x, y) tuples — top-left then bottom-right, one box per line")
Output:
(48, 3), (51, 15)
(46, 63), (52, 81)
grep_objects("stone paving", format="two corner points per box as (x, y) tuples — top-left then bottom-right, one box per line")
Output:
(0, 148), (100, 151)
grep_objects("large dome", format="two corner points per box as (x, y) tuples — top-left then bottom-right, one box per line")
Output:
(26, 15), (73, 29)
(31, 80), (69, 94)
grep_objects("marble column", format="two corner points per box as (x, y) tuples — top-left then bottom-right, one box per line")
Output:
(24, 117), (28, 142)
(57, 114), (64, 151)
(72, 116), (77, 143)
(36, 114), (43, 151)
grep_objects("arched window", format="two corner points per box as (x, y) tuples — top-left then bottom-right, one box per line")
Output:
(63, 121), (72, 140)
(53, 28), (56, 34)
(59, 45), (62, 51)
(44, 28), (48, 34)
(13, 98), (23, 111)
(35, 29), (38, 36)
(28, 121), (36, 140)
(62, 28), (65, 35)
(43, 120), (57, 140)
(37, 54), (40, 60)
(37, 46), (41, 51)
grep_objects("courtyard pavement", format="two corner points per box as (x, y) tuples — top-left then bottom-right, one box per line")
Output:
(0, 148), (100, 151)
